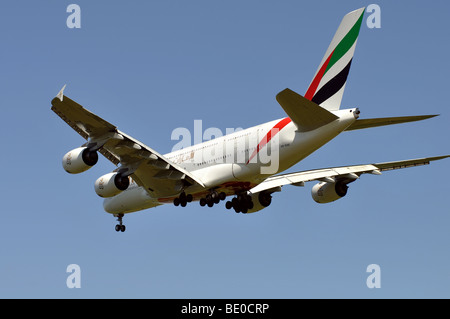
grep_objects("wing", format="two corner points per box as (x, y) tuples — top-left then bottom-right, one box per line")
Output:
(51, 86), (205, 198)
(249, 155), (450, 194)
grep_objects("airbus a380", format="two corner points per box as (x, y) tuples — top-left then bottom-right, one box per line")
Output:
(52, 7), (449, 232)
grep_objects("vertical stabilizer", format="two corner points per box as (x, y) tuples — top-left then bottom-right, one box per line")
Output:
(304, 7), (365, 111)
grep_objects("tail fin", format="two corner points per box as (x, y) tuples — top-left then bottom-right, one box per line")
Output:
(304, 7), (365, 111)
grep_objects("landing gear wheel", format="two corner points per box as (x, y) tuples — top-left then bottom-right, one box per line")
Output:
(229, 194), (254, 214)
(199, 190), (227, 208)
(205, 194), (215, 207)
(232, 198), (240, 213)
(115, 214), (126, 232)
(174, 192), (192, 207)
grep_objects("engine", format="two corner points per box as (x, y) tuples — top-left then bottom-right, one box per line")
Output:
(94, 172), (130, 198)
(62, 147), (98, 174)
(311, 181), (349, 204)
(246, 191), (273, 213)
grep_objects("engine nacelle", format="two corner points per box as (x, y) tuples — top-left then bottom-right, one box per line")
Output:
(311, 181), (349, 204)
(94, 172), (130, 198)
(247, 191), (273, 213)
(62, 147), (98, 174)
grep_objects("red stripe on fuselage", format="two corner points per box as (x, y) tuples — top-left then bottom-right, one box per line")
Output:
(246, 51), (334, 165)
(246, 117), (292, 164)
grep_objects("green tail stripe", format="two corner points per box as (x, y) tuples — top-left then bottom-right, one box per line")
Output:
(325, 10), (365, 74)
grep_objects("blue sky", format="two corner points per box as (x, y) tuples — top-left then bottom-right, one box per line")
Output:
(1, 0), (449, 298)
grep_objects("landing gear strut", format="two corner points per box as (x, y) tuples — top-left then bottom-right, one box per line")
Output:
(115, 213), (126, 232)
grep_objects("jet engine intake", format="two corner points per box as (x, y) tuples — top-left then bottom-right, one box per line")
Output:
(62, 147), (98, 174)
(95, 172), (130, 198)
(311, 181), (349, 204)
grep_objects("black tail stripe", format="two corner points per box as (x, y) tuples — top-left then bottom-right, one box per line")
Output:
(311, 58), (353, 106)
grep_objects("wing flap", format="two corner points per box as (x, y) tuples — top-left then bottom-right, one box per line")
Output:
(250, 155), (450, 194)
(51, 88), (205, 197)
(51, 95), (116, 140)
(374, 155), (450, 171)
(111, 130), (205, 188)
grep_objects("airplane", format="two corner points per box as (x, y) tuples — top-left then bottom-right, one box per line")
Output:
(52, 7), (449, 232)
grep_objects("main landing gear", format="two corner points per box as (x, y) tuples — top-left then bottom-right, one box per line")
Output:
(173, 192), (193, 207)
(225, 193), (254, 214)
(199, 190), (226, 207)
(114, 213), (126, 232)
(172, 190), (255, 214)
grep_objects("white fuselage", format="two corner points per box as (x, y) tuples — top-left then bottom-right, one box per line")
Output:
(103, 108), (358, 214)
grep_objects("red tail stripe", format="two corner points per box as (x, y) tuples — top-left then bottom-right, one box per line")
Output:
(304, 49), (335, 101)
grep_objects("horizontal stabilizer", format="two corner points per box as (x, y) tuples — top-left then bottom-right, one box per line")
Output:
(276, 88), (338, 132)
(345, 115), (438, 131)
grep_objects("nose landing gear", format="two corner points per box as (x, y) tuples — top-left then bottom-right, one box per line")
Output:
(114, 213), (126, 232)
